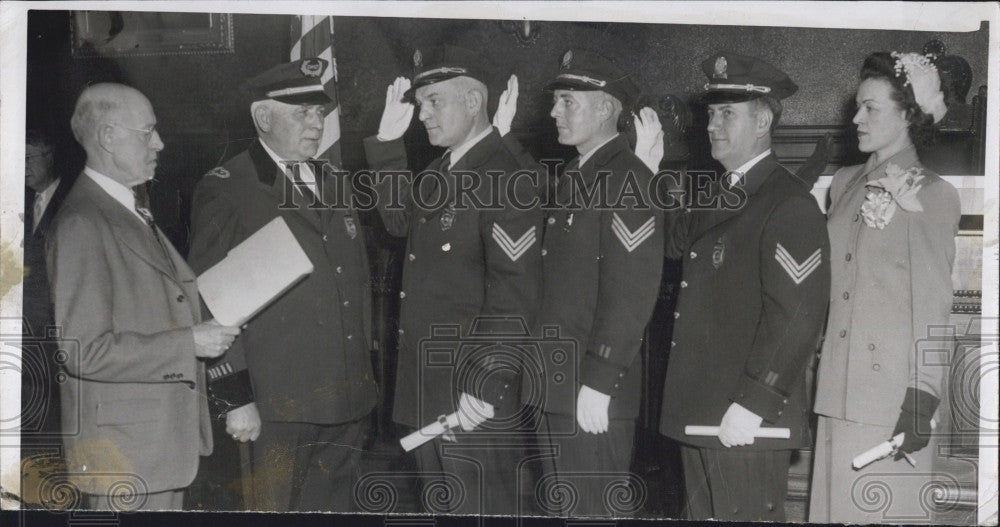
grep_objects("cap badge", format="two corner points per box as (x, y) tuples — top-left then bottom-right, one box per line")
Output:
(714, 56), (728, 79)
(413, 49), (423, 69)
(562, 50), (573, 69)
(301, 59), (323, 78)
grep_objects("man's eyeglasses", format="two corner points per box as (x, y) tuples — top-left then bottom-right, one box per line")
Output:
(108, 123), (158, 144)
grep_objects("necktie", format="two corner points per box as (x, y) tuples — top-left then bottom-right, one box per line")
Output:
(556, 156), (581, 197)
(439, 151), (452, 173)
(724, 171), (744, 190)
(32, 193), (44, 233)
(420, 151), (451, 204)
(133, 186), (177, 275)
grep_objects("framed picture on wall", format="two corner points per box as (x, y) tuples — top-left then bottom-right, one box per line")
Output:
(71, 11), (234, 58)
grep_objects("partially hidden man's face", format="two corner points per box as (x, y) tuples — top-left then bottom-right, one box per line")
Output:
(415, 78), (477, 149)
(261, 101), (327, 160)
(549, 90), (604, 149)
(706, 100), (761, 170)
(108, 93), (164, 187)
(25, 143), (54, 192)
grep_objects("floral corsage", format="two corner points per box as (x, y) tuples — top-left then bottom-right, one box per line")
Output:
(860, 163), (925, 229)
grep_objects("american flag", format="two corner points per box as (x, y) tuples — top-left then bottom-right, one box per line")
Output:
(290, 15), (343, 168)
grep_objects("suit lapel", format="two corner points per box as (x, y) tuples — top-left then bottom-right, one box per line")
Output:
(74, 175), (186, 287)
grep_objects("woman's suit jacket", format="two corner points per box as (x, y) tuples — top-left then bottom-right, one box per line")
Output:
(47, 174), (211, 495)
(813, 146), (961, 426)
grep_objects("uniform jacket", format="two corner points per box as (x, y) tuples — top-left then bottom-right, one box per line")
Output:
(47, 174), (211, 494)
(526, 134), (664, 419)
(813, 146), (960, 426)
(660, 155), (830, 449)
(188, 139), (377, 424)
(363, 128), (543, 428)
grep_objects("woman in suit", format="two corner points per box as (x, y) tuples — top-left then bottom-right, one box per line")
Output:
(809, 51), (961, 522)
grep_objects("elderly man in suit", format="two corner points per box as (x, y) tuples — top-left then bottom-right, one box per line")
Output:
(47, 83), (239, 510)
(188, 58), (378, 512)
(658, 53), (830, 521)
(364, 44), (543, 515)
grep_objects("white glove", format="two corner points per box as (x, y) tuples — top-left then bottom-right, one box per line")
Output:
(456, 392), (495, 432)
(576, 384), (611, 434)
(634, 107), (664, 173)
(717, 402), (763, 447)
(492, 74), (519, 137)
(377, 77), (415, 141)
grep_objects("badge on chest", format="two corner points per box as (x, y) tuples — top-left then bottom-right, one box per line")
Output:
(344, 215), (357, 239)
(712, 237), (725, 269)
(440, 205), (457, 231)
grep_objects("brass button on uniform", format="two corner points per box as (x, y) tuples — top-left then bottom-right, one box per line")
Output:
(408, 253), (416, 261)
(839, 330), (847, 338)
(547, 217), (556, 225)
(680, 280), (688, 288)
(872, 363), (881, 371)
(541, 249), (547, 256)
(868, 343), (876, 351)
(843, 292), (850, 300)
(690, 251), (697, 259)
(176, 295), (185, 303)
(845, 253), (852, 262)
(399, 291), (406, 299)
(322, 234), (329, 241)
(336, 266), (343, 273)
(674, 312), (680, 320)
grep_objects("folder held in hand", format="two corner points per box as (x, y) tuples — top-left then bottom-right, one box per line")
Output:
(197, 217), (313, 326)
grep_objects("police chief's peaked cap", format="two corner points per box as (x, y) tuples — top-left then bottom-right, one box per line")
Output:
(243, 58), (333, 105)
(545, 49), (640, 108)
(405, 44), (493, 100)
(700, 52), (798, 104)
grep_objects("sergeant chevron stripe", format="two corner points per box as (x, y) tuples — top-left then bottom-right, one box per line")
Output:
(611, 213), (655, 252)
(492, 224), (537, 262)
(774, 243), (821, 285)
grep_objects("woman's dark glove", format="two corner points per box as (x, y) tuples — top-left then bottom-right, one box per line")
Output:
(891, 387), (940, 459)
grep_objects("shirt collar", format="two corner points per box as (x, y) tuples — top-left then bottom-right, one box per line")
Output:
(34, 178), (60, 209)
(578, 133), (620, 168)
(445, 125), (493, 170)
(259, 138), (316, 184)
(730, 148), (772, 185)
(83, 166), (143, 220)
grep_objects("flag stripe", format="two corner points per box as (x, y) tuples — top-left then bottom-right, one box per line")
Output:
(292, 15), (343, 167)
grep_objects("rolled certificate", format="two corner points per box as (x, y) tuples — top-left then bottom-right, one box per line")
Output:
(852, 433), (905, 469)
(684, 425), (791, 438)
(400, 412), (461, 452)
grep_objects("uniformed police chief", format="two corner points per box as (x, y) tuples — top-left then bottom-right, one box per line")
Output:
(188, 58), (377, 511)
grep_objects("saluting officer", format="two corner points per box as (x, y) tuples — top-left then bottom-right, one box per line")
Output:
(188, 58), (377, 511)
(529, 50), (664, 518)
(658, 52), (830, 521)
(364, 45), (543, 515)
